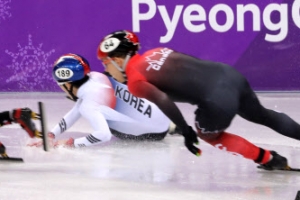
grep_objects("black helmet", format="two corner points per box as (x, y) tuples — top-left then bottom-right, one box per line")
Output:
(97, 30), (140, 59)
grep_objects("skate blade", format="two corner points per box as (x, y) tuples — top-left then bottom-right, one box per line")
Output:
(0, 153), (23, 162)
(0, 157), (24, 162)
(258, 165), (300, 172)
(282, 166), (300, 172)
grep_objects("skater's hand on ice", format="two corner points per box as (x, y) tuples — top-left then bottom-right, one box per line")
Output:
(182, 126), (201, 156)
(27, 132), (56, 147)
(27, 133), (74, 148)
(56, 138), (74, 148)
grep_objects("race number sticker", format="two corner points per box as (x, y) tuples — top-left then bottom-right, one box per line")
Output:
(100, 38), (120, 53)
(55, 68), (73, 80)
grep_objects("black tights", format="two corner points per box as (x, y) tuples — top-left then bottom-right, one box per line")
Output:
(238, 84), (300, 140)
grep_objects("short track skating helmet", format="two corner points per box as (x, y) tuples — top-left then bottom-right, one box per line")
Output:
(53, 53), (90, 85)
(97, 30), (140, 60)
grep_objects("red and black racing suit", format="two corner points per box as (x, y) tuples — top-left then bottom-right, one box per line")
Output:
(126, 47), (300, 140)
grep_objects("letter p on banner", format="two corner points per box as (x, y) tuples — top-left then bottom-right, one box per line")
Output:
(132, 0), (156, 32)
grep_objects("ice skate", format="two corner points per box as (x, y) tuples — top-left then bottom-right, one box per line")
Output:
(258, 151), (288, 170)
(0, 142), (23, 162)
(13, 108), (41, 138)
(0, 142), (6, 156)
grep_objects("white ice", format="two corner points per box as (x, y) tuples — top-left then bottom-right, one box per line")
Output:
(0, 93), (300, 200)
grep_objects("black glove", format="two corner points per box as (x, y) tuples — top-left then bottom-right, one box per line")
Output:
(182, 126), (201, 156)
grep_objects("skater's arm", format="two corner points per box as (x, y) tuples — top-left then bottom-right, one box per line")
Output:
(28, 103), (82, 148)
(50, 102), (81, 137)
(129, 80), (189, 130)
(66, 99), (113, 148)
(129, 80), (201, 156)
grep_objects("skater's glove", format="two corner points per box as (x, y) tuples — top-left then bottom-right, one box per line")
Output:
(182, 126), (201, 156)
(27, 132), (56, 147)
(61, 138), (74, 148)
(53, 138), (74, 148)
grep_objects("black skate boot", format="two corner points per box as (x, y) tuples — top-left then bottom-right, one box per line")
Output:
(259, 151), (288, 170)
(13, 108), (40, 138)
(0, 142), (5, 154)
(0, 142), (8, 158)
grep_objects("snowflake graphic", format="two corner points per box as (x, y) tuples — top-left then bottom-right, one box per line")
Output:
(5, 34), (56, 91)
(0, 0), (11, 22)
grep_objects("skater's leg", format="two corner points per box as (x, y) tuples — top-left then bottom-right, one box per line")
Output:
(0, 111), (13, 126)
(238, 84), (300, 140)
(12, 108), (40, 138)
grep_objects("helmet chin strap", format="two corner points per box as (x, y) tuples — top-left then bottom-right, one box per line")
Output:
(63, 84), (78, 102)
(122, 53), (131, 71)
(107, 53), (131, 83)
(107, 57), (123, 72)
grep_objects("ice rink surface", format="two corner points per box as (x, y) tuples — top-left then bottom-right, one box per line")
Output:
(0, 92), (300, 200)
